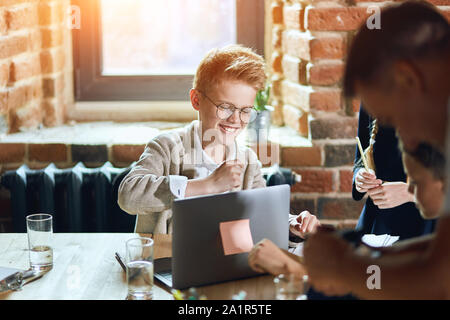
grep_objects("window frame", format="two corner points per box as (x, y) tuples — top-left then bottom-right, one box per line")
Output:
(71, 0), (265, 102)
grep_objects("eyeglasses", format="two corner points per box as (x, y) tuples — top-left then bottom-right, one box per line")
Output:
(198, 90), (257, 124)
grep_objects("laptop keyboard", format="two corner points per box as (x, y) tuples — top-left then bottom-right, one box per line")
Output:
(157, 271), (173, 282)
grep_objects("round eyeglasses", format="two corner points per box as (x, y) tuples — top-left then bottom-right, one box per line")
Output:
(198, 90), (258, 124)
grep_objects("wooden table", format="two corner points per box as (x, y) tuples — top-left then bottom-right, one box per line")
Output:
(0, 233), (275, 300)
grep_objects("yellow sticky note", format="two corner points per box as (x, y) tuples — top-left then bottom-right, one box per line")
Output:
(219, 219), (254, 256)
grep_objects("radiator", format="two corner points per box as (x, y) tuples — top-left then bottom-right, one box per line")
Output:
(1, 162), (136, 233)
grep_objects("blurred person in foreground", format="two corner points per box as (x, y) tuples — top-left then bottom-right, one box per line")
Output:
(303, 1), (450, 299)
(248, 142), (445, 291)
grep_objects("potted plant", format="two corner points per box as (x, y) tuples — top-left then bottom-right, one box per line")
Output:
(247, 83), (274, 143)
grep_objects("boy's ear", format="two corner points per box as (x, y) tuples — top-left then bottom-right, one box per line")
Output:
(190, 89), (201, 111)
(392, 60), (424, 93)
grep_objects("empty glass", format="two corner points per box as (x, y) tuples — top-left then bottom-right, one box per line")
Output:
(126, 237), (154, 300)
(26, 214), (53, 273)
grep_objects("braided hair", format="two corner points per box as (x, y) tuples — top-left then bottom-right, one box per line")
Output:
(355, 119), (377, 173)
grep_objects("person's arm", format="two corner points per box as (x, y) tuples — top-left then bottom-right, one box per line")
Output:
(373, 233), (434, 256)
(281, 249), (304, 265)
(342, 220), (449, 299)
(304, 218), (450, 299)
(248, 239), (307, 276)
(118, 135), (182, 214)
(184, 178), (211, 197)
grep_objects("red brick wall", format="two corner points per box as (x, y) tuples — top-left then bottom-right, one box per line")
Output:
(268, 0), (450, 220)
(0, 0), (73, 134)
(1, 0), (449, 231)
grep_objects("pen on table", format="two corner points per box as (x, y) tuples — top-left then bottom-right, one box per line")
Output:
(115, 252), (126, 272)
(356, 137), (370, 172)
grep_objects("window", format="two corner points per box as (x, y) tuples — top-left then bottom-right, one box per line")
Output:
(72, 0), (265, 101)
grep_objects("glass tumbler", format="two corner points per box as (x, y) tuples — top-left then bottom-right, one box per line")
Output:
(26, 214), (53, 273)
(126, 237), (154, 300)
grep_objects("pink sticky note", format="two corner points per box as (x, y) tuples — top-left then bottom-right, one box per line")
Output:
(219, 219), (254, 256)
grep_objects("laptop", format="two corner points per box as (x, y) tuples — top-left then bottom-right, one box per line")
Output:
(154, 184), (290, 290)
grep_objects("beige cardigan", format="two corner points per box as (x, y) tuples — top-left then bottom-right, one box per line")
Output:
(118, 121), (267, 234)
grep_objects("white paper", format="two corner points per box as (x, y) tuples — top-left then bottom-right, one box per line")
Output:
(292, 242), (304, 257)
(361, 234), (399, 247)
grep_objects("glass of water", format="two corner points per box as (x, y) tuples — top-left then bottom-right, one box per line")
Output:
(125, 237), (154, 300)
(274, 274), (309, 300)
(26, 214), (53, 273)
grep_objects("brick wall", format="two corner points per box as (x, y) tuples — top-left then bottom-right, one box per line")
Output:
(1, 0), (449, 231)
(267, 0), (450, 221)
(0, 0), (73, 134)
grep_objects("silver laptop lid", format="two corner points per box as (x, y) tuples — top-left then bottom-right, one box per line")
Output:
(172, 184), (290, 289)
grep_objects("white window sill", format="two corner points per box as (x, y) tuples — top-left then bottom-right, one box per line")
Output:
(0, 120), (312, 148)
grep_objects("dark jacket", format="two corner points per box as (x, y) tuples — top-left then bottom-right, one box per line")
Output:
(353, 107), (436, 240)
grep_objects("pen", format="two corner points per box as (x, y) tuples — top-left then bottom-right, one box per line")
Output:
(115, 252), (126, 272)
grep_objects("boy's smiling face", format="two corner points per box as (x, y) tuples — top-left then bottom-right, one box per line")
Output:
(191, 79), (257, 146)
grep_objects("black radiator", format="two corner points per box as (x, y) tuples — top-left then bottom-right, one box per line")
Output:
(1, 162), (136, 233)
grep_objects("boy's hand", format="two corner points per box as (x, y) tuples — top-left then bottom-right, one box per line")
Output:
(207, 160), (243, 193)
(290, 211), (320, 239)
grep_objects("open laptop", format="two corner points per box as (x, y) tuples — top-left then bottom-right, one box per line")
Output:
(154, 184), (290, 290)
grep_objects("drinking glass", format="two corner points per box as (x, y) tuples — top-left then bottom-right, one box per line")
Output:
(26, 214), (53, 273)
(126, 237), (154, 300)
